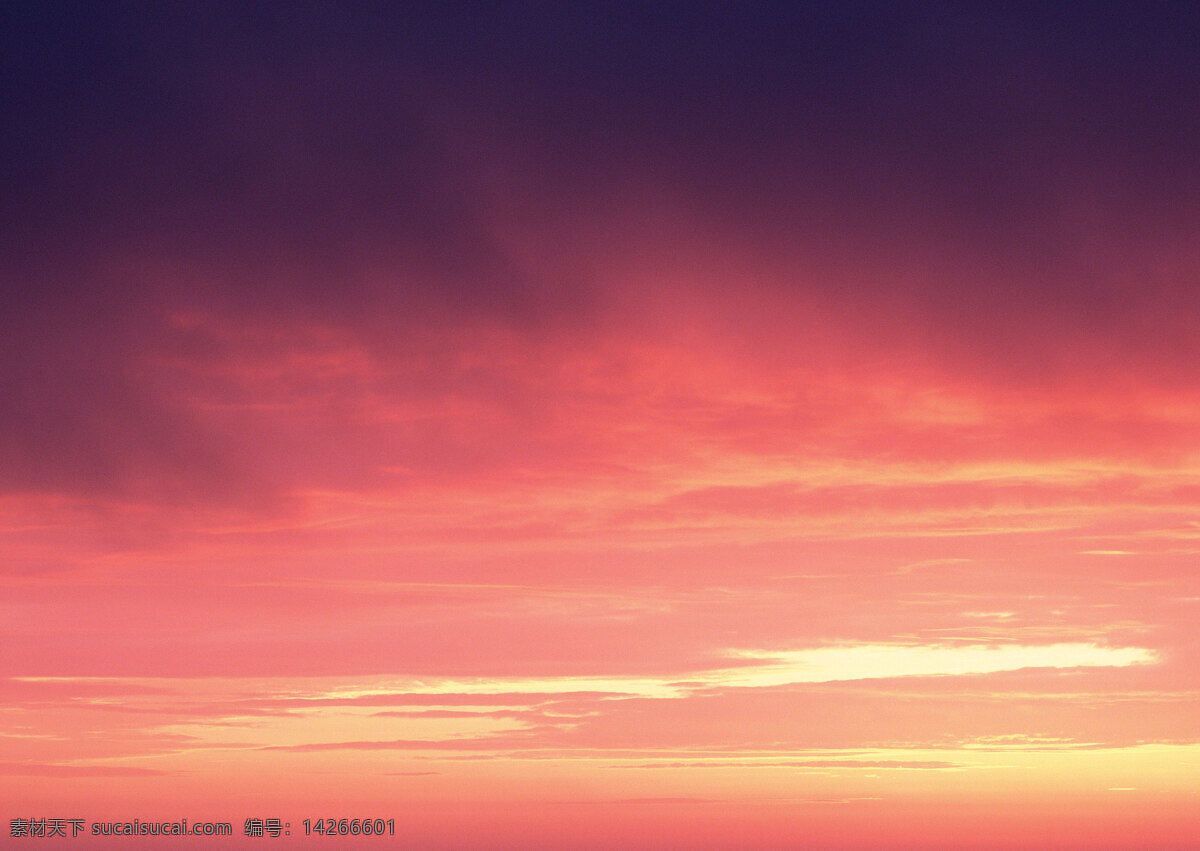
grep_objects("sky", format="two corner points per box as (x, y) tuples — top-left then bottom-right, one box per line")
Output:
(3, 2), (1200, 847)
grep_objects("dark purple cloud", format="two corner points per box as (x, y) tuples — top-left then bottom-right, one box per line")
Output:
(3, 2), (1200, 502)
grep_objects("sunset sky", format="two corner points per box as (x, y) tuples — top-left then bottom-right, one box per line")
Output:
(4, 3), (1200, 848)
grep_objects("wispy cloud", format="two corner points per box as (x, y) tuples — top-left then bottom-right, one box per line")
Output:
(0, 762), (169, 777)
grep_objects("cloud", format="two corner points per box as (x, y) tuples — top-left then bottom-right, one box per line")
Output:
(716, 642), (1157, 688)
(0, 762), (167, 777)
(325, 642), (1154, 701)
(234, 641), (1159, 755)
(4, 6), (1200, 842)
(622, 760), (959, 770)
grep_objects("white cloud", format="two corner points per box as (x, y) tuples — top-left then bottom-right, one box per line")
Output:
(333, 642), (1156, 703)
(718, 643), (1156, 688)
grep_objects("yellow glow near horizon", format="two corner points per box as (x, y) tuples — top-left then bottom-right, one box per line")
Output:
(322, 642), (1157, 706)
